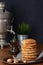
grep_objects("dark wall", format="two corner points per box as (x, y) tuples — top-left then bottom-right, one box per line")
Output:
(0, 0), (43, 44)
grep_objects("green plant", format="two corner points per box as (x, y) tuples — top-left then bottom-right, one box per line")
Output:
(18, 23), (30, 34)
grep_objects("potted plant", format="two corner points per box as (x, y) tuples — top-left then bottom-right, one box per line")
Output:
(17, 23), (30, 47)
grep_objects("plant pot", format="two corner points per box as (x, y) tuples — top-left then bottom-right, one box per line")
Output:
(17, 34), (29, 47)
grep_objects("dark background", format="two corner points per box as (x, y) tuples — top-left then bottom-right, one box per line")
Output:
(0, 0), (43, 44)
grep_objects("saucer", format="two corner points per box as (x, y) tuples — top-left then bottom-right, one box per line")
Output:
(1, 51), (43, 65)
(1, 55), (43, 65)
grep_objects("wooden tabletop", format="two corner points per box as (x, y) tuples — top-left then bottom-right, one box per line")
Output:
(0, 44), (43, 65)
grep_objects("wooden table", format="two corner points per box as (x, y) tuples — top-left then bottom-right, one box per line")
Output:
(0, 44), (43, 65)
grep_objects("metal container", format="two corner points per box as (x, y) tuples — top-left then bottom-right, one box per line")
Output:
(0, 2), (6, 12)
(0, 2), (6, 8)
(0, 2), (13, 49)
(17, 35), (29, 47)
(0, 13), (12, 33)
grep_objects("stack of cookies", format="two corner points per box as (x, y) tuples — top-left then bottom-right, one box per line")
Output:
(21, 39), (38, 61)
